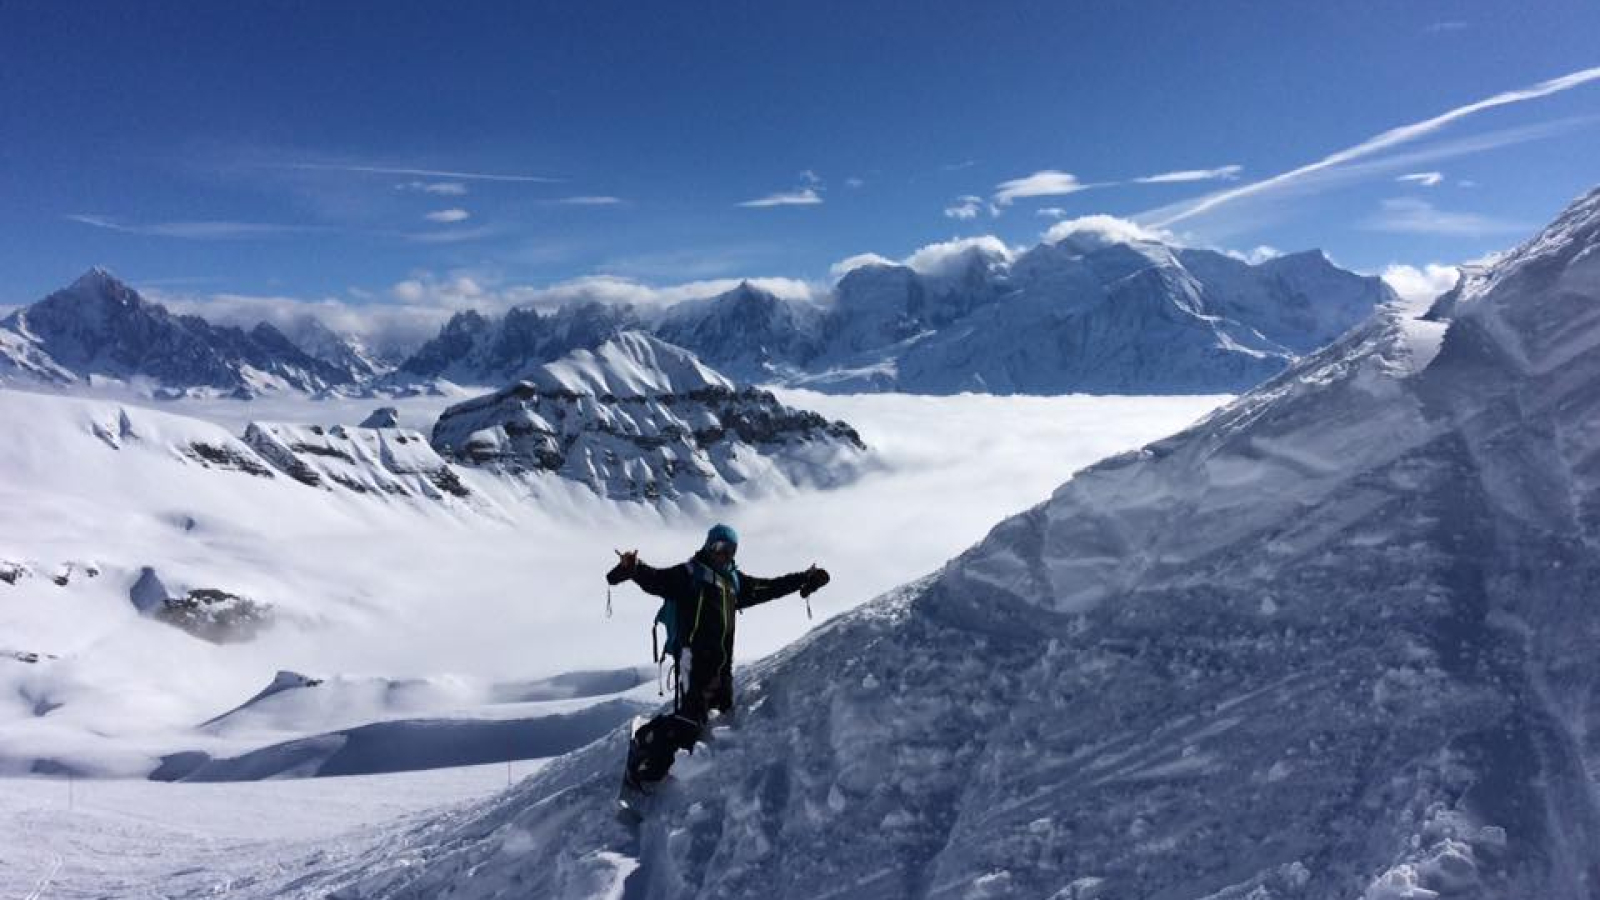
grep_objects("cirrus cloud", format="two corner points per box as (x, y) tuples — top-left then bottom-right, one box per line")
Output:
(1152, 64), (1600, 227)
(738, 188), (824, 208)
(1363, 197), (1525, 236)
(1134, 165), (1242, 184)
(1397, 171), (1445, 187)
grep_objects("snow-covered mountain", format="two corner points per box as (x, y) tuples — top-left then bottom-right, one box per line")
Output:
(431, 331), (869, 504)
(795, 235), (1392, 394)
(292, 190), (1600, 900)
(281, 315), (395, 384)
(653, 280), (825, 384)
(7, 237), (1387, 402)
(389, 234), (1390, 396)
(395, 301), (641, 387)
(0, 269), (355, 396)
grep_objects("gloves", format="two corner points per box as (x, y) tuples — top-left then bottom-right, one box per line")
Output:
(799, 566), (830, 598)
(607, 549), (638, 585)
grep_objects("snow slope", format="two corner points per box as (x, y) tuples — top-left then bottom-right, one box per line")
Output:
(259, 190), (1600, 899)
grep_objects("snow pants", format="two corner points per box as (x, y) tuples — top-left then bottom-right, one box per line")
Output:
(624, 647), (728, 784)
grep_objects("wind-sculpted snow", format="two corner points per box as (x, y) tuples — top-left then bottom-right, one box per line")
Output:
(432, 333), (869, 505)
(241, 188), (1600, 899)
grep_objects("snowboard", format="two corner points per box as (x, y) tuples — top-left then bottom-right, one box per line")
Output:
(616, 773), (670, 826)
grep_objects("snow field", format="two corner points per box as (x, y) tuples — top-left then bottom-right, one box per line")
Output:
(0, 385), (1223, 779)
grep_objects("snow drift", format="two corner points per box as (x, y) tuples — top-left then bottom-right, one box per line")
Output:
(279, 189), (1600, 899)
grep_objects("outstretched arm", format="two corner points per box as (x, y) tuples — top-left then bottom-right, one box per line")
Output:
(607, 550), (688, 599)
(737, 565), (829, 610)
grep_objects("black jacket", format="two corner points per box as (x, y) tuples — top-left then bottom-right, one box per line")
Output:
(630, 550), (808, 702)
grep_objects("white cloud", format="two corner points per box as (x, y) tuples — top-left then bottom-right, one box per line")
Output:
(284, 163), (561, 183)
(557, 196), (624, 206)
(403, 225), (500, 244)
(425, 209), (471, 223)
(1241, 245), (1282, 264)
(398, 181), (469, 196)
(800, 170), (822, 186)
(1397, 171), (1445, 187)
(829, 237), (1015, 283)
(66, 214), (310, 240)
(993, 169), (1088, 206)
(1364, 197), (1525, 236)
(148, 287), (455, 356)
(903, 236), (1014, 278)
(829, 253), (897, 279)
(1043, 214), (1170, 247)
(1153, 64), (1600, 227)
(944, 195), (983, 220)
(1381, 263), (1461, 306)
(845, 177), (866, 189)
(1036, 207), (1067, 219)
(738, 189), (824, 208)
(1135, 165), (1242, 184)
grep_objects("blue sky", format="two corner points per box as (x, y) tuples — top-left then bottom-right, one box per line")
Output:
(3, 1), (1598, 326)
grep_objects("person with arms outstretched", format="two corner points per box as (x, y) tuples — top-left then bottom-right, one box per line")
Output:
(607, 523), (829, 812)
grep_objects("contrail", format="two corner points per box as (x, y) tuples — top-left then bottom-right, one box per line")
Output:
(1154, 65), (1600, 227)
(285, 163), (562, 183)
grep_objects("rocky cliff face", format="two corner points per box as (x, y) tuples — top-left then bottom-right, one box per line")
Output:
(431, 332), (867, 504)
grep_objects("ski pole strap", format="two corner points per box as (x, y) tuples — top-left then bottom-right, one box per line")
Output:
(806, 595), (813, 620)
(606, 586), (613, 619)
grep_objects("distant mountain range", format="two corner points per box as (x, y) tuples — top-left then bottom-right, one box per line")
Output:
(1, 231), (1397, 398)
(0, 268), (358, 397)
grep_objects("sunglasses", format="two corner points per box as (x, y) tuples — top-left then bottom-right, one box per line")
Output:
(707, 540), (737, 558)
